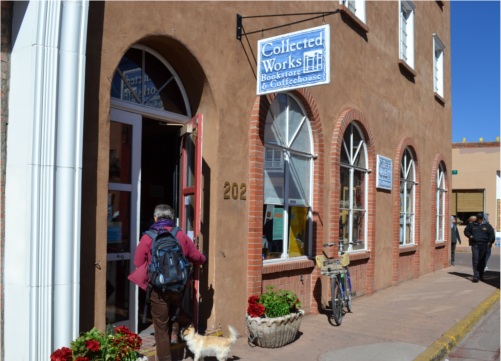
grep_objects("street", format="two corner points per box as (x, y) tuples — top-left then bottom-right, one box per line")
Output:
(445, 246), (500, 361)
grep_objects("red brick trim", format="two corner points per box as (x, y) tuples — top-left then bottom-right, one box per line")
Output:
(330, 108), (376, 296)
(262, 259), (315, 275)
(429, 154), (450, 271)
(247, 89), (325, 305)
(391, 138), (422, 285)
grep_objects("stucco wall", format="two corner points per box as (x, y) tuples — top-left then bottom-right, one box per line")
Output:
(81, 1), (452, 333)
(452, 142), (500, 233)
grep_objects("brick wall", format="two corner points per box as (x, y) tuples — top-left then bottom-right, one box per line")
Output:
(247, 89), (325, 314)
(0, 1), (13, 358)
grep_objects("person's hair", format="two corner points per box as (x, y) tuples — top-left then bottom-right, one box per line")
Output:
(154, 204), (175, 220)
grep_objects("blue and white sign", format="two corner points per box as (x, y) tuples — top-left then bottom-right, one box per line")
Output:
(376, 155), (393, 191)
(257, 25), (330, 95)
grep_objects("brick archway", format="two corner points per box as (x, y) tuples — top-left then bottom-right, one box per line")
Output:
(247, 89), (324, 300)
(329, 108), (376, 296)
(392, 138), (421, 284)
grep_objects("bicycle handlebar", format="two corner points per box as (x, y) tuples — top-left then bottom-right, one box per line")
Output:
(322, 241), (361, 248)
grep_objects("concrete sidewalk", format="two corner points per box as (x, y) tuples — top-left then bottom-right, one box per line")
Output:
(140, 248), (500, 361)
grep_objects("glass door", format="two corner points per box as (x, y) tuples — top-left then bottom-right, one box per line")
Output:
(107, 109), (142, 330)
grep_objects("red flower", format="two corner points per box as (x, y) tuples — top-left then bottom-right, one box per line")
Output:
(50, 347), (72, 361)
(247, 302), (265, 317)
(248, 295), (260, 305)
(84, 339), (101, 352)
(74, 357), (90, 361)
(115, 325), (131, 335)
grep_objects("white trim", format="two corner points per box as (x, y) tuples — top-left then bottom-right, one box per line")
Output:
(109, 108), (142, 332)
(433, 34), (445, 97)
(399, 0), (415, 68)
(340, 0), (366, 23)
(5, 1), (89, 359)
(111, 98), (191, 124)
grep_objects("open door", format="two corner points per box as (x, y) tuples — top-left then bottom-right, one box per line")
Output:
(179, 114), (203, 328)
(107, 108), (142, 331)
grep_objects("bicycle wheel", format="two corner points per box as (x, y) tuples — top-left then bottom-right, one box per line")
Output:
(344, 271), (353, 313)
(330, 276), (344, 325)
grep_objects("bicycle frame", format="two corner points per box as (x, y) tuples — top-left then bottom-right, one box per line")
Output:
(320, 240), (358, 325)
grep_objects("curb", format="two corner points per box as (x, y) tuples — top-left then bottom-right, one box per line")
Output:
(413, 289), (500, 361)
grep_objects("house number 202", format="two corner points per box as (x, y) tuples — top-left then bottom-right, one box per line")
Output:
(223, 181), (246, 200)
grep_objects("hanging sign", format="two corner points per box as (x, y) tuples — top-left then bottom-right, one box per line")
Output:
(376, 155), (393, 190)
(256, 25), (330, 95)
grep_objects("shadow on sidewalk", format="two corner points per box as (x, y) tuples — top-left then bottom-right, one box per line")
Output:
(448, 270), (500, 289)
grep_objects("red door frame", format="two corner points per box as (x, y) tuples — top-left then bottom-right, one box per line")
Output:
(180, 114), (203, 328)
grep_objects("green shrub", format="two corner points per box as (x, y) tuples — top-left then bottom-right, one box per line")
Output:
(258, 286), (302, 318)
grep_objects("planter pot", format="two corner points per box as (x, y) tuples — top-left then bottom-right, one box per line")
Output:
(245, 310), (304, 348)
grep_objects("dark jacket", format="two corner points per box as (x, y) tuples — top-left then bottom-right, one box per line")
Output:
(464, 221), (495, 244)
(451, 224), (461, 244)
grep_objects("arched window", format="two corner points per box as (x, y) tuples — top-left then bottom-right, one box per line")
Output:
(400, 148), (416, 245)
(436, 162), (446, 242)
(340, 123), (368, 251)
(262, 93), (313, 261)
(111, 45), (190, 117)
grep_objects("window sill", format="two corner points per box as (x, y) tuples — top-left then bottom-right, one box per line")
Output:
(435, 241), (446, 249)
(434, 92), (445, 105)
(398, 59), (416, 78)
(399, 245), (417, 254)
(340, 5), (369, 34)
(348, 251), (370, 262)
(262, 259), (315, 274)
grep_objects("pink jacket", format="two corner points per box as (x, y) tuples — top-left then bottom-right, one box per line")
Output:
(128, 226), (206, 290)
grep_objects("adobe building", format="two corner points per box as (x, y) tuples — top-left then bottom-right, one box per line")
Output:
(451, 139), (501, 240)
(2, 1), (452, 359)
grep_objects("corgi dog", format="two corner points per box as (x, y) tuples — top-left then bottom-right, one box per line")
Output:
(182, 324), (238, 361)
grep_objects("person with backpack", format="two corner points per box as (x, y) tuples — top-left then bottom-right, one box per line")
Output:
(130, 204), (206, 361)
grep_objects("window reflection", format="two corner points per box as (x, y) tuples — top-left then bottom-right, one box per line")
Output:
(109, 122), (132, 184)
(111, 47), (188, 115)
(262, 93), (313, 261)
(339, 123), (368, 251)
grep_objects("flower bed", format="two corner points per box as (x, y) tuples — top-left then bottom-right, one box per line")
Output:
(50, 326), (146, 361)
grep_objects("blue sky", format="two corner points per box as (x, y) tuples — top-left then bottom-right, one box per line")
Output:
(451, 1), (500, 143)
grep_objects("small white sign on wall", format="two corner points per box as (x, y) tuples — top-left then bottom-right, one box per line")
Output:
(376, 155), (392, 190)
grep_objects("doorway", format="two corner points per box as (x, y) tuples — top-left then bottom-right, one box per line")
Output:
(107, 109), (181, 331)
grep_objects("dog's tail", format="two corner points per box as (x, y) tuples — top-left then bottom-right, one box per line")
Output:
(227, 325), (238, 344)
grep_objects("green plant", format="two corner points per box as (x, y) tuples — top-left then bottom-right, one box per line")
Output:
(247, 286), (302, 318)
(50, 325), (143, 361)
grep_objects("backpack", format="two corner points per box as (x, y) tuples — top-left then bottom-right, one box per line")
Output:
(146, 227), (191, 293)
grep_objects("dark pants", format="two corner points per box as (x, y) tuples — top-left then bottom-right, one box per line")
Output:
(150, 289), (189, 361)
(451, 242), (457, 264)
(471, 242), (489, 280)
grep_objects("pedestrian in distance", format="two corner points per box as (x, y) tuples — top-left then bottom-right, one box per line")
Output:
(463, 212), (495, 283)
(483, 213), (492, 270)
(129, 204), (206, 361)
(450, 215), (461, 266)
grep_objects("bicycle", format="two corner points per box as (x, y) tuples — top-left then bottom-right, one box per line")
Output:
(316, 240), (358, 325)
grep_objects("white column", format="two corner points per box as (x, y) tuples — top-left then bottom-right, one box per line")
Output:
(53, 0), (89, 349)
(5, 1), (88, 360)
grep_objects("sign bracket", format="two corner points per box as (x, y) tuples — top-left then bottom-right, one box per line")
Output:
(236, 10), (340, 41)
